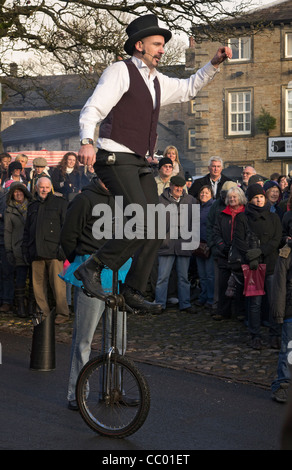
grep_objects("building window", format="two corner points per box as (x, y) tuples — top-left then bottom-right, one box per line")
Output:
(190, 100), (196, 114)
(188, 129), (196, 149)
(286, 89), (292, 132)
(228, 91), (252, 135)
(228, 37), (251, 61)
(285, 33), (292, 58)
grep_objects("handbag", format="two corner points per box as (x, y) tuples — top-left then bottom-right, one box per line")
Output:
(193, 242), (210, 259)
(241, 264), (266, 297)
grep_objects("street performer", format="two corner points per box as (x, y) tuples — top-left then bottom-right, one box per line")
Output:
(75, 14), (232, 313)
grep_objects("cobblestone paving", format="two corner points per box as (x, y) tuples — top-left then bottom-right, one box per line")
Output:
(0, 305), (279, 389)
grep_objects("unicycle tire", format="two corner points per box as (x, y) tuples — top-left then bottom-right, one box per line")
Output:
(76, 353), (150, 438)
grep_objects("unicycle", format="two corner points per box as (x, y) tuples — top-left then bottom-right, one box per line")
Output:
(75, 271), (151, 438)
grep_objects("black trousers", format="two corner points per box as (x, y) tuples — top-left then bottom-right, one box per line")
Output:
(94, 151), (162, 293)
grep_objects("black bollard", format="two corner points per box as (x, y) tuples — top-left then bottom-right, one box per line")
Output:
(30, 308), (56, 371)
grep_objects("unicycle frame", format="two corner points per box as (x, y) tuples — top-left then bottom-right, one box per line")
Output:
(76, 270), (151, 438)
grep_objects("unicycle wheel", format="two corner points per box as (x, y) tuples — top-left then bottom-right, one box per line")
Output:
(76, 353), (150, 438)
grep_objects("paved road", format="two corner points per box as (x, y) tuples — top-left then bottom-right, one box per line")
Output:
(0, 332), (287, 451)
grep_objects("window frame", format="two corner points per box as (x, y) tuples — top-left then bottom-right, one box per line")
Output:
(226, 89), (253, 137)
(285, 32), (292, 58)
(285, 87), (292, 133)
(228, 36), (252, 62)
(188, 129), (196, 149)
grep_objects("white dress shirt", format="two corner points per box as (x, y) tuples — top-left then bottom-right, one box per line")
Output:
(79, 56), (218, 154)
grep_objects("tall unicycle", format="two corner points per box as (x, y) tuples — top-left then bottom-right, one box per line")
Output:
(76, 271), (151, 438)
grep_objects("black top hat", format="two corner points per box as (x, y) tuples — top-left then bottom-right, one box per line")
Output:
(124, 14), (172, 56)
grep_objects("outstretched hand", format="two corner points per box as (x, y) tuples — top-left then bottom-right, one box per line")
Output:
(211, 46), (232, 67)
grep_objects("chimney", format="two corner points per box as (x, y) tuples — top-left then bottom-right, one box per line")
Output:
(185, 37), (196, 70)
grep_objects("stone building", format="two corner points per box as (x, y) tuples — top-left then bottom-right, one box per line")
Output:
(188, 0), (292, 177)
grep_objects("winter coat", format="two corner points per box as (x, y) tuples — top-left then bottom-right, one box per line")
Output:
(270, 251), (292, 323)
(206, 196), (226, 251)
(0, 191), (6, 245)
(51, 167), (88, 201)
(60, 178), (115, 262)
(22, 191), (68, 262)
(213, 204), (245, 263)
(157, 187), (197, 257)
(233, 203), (282, 276)
(188, 173), (229, 199)
(199, 198), (214, 242)
(4, 183), (33, 265)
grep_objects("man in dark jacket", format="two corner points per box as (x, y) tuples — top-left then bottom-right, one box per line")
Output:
(60, 177), (130, 410)
(22, 176), (69, 324)
(155, 176), (197, 314)
(189, 156), (229, 200)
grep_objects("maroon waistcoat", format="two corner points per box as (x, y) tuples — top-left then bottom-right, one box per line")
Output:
(99, 59), (161, 157)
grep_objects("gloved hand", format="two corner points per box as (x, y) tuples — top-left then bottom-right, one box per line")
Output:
(246, 248), (262, 261)
(249, 259), (259, 270)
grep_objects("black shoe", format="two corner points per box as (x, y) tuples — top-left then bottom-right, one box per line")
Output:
(68, 400), (79, 411)
(121, 285), (162, 314)
(74, 255), (106, 300)
(180, 306), (198, 314)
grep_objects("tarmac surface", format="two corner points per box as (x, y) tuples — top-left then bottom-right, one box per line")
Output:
(0, 303), (280, 390)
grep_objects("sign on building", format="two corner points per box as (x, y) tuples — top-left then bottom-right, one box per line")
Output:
(268, 137), (292, 158)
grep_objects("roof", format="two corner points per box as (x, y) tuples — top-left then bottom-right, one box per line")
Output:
(222, 0), (292, 28)
(2, 73), (99, 112)
(1, 111), (80, 145)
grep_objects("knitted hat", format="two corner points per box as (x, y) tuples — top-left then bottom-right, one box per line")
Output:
(170, 175), (186, 187)
(246, 183), (266, 201)
(263, 180), (280, 192)
(158, 157), (173, 169)
(124, 14), (172, 55)
(8, 160), (22, 177)
(248, 174), (264, 186)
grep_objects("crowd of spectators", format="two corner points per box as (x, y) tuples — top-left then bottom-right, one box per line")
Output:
(0, 149), (292, 404)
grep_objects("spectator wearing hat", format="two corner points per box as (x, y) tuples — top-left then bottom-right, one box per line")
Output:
(154, 157), (173, 195)
(248, 174), (264, 187)
(28, 157), (52, 194)
(232, 183), (282, 350)
(75, 13), (232, 312)
(185, 173), (193, 190)
(0, 186), (14, 313)
(263, 180), (284, 220)
(2, 161), (24, 190)
(189, 156), (229, 200)
(155, 175), (197, 313)
(4, 182), (34, 317)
